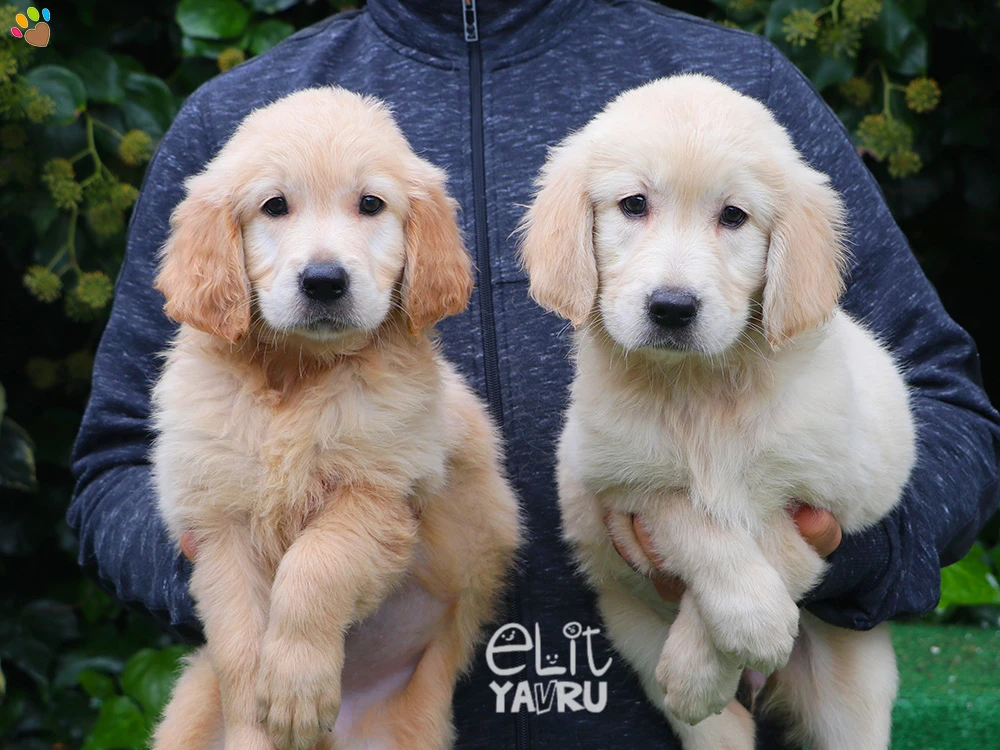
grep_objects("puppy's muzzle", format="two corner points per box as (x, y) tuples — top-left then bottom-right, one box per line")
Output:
(300, 262), (350, 304)
(647, 288), (700, 330)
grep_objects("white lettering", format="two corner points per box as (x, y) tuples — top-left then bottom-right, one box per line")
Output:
(489, 681), (513, 712)
(534, 624), (567, 676)
(486, 623), (532, 676)
(583, 681), (607, 713)
(510, 680), (536, 713)
(533, 680), (557, 714)
(556, 681), (584, 712)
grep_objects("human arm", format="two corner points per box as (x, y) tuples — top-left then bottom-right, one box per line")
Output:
(67, 92), (219, 642)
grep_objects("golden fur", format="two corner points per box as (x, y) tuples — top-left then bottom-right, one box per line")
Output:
(150, 87), (521, 750)
(520, 75), (914, 750)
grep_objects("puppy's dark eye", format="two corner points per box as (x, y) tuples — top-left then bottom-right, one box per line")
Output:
(720, 205), (747, 228)
(359, 195), (385, 216)
(262, 196), (288, 217)
(620, 195), (647, 217)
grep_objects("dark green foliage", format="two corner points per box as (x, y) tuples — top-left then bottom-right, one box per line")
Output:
(0, 1), (997, 747)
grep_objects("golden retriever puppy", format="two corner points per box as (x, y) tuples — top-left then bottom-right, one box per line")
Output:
(150, 87), (521, 750)
(519, 74), (915, 750)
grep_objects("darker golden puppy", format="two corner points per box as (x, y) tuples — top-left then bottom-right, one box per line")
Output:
(151, 87), (521, 750)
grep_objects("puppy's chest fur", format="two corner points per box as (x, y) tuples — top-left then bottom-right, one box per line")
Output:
(567, 317), (915, 532)
(152, 330), (449, 543)
(572, 367), (785, 523)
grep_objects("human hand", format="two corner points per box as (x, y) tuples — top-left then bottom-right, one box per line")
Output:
(605, 503), (843, 602)
(180, 530), (198, 562)
(788, 502), (842, 558)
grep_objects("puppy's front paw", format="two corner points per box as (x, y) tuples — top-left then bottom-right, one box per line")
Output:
(658, 628), (740, 725)
(255, 638), (342, 750)
(223, 724), (277, 750)
(697, 573), (799, 674)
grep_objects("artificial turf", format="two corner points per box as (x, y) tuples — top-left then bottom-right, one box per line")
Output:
(891, 622), (1000, 749)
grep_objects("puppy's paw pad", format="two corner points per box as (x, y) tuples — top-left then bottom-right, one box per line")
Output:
(664, 689), (730, 726)
(658, 636), (740, 726)
(661, 666), (739, 726)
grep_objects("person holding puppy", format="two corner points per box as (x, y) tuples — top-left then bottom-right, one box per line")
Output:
(69, 1), (1000, 748)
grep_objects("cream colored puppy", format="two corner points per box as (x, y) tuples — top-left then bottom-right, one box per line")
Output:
(519, 74), (915, 750)
(150, 87), (521, 750)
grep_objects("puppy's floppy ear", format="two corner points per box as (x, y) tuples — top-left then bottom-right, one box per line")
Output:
(517, 134), (596, 327)
(762, 165), (848, 350)
(155, 172), (251, 344)
(402, 161), (473, 334)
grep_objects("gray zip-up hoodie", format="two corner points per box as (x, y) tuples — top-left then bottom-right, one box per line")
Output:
(69, 1), (1000, 747)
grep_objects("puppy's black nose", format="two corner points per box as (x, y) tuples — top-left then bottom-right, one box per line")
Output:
(300, 263), (349, 302)
(647, 288), (700, 329)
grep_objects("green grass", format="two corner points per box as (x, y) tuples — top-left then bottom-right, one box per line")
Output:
(892, 623), (1000, 749)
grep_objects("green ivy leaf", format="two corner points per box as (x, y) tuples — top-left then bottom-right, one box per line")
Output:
(54, 653), (126, 691)
(0, 635), (52, 697)
(799, 47), (857, 90)
(176, 0), (252, 40)
(45, 688), (98, 746)
(21, 600), (80, 647)
(937, 542), (1000, 611)
(120, 72), (179, 140)
(68, 50), (125, 105)
(0, 416), (38, 492)
(78, 580), (122, 626)
(248, 20), (295, 55)
(35, 117), (88, 165)
(990, 544), (1000, 573)
(0, 689), (29, 739)
(865, 0), (927, 76)
(31, 212), (71, 268)
(22, 65), (88, 126)
(111, 54), (145, 77)
(28, 197), (60, 241)
(120, 646), (189, 722)
(90, 104), (129, 156)
(889, 27), (928, 76)
(247, 0), (300, 13)
(868, 0), (908, 57)
(78, 669), (117, 702)
(81, 696), (147, 750)
(68, 619), (170, 668)
(181, 35), (247, 59)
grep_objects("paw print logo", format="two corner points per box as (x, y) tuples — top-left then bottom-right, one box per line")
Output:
(10, 7), (50, 47)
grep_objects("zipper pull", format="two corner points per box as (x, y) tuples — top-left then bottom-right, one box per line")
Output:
(463, 0), (479, 42)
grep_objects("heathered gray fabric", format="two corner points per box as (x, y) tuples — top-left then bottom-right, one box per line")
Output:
(69, 1), (1000, 747)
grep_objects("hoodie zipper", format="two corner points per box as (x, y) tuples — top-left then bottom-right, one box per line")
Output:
(464, 4), (528, 750)
(463, 0), (504, 432)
